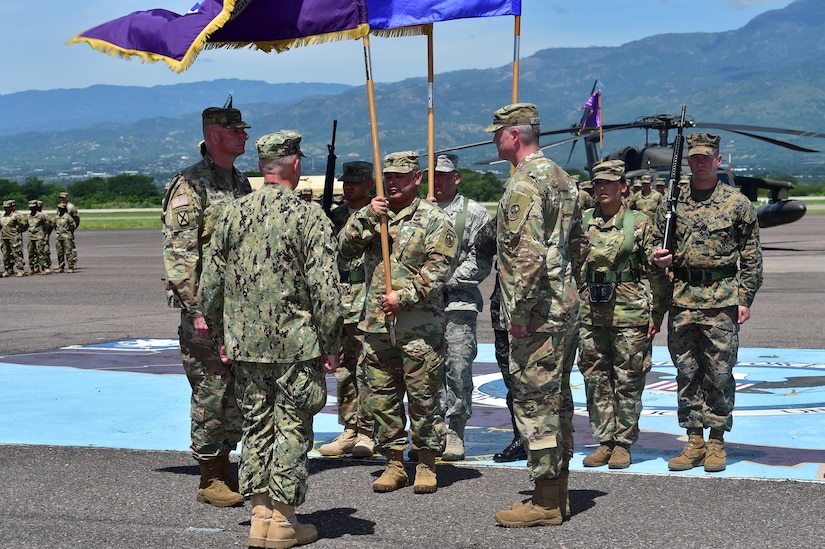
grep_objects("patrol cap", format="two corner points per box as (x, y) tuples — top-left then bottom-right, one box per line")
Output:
(592, 159), (625, 182)
(484, 103), (540, 133)
(3, 199), (14, 208)
(202, 106), (251, 129)
(383, 151), (420, 174)
(657, 177), (668, 185)
(28, 199), (38, 208)
(256, 130), (306, 159)
(59, 192), (68, 199)
(339, 161), (373, 182)
(37, 200), (43, 207)
(687, 132), (721, 156)
(569, 174), (581, 183)
(641, 174), (653, 184)
(434, 154), (459, 173)
(632, 179), (642, 189)
(579, 179), (593, 190)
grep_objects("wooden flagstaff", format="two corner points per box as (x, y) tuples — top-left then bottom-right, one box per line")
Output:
(427, 25), (435, 198)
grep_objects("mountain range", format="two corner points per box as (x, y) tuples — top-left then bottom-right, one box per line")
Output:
(2, 0), (825, 184)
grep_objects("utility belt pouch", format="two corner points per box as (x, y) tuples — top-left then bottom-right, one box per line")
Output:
(588, 283), (616, 303)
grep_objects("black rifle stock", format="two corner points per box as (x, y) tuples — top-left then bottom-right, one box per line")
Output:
(662, 105), (687, 254)
(322, 120), (338, 216)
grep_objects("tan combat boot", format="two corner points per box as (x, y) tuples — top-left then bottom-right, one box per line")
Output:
(196, 459), (244, 507)
(495, 477), (563, 527)
(265, 501), (318, 549)
(558, 469), (571, 520)
(351, 432), (375, 458)
(442, 423), (466, 461)
(318, 428), (358, 456)
(372, 450), (409, 492)
(413, 449), (438, 494)
(668, 430), (706, 471)
(705, 431), (727, 472)
(582, 442), (614, 467)
(249, 493), (273, 548)
(216, 454), (240, 493)
(608, 443), (632, 469)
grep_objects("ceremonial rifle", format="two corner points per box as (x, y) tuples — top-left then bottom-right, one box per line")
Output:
(662, 105), (687, 254)
(322, 120), (338, 216)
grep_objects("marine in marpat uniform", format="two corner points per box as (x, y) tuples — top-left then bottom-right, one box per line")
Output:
(1, 200), (28, 277)
(339, 151), (458, 495)
(162, 103), (252, 507)
(578, 160), (670, 470)
(485, 103), (589, 528)
(653, 132), (763, 473)
(431, 153), (493, 461)
(200, 130), (343, 549)
(319, 160), (376, 459)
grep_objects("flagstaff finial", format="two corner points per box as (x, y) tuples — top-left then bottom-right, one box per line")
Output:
(224, 93), (233, 109)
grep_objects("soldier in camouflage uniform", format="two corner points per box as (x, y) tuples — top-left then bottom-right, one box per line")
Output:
(58, 192), (80, 267)
(1, 200), (28, 277)
(339, 151), (458, 494)
(26, 200), (52, 275)
(653, 132), (763, 473)
(576, 175), (596, 211)
(162, 104), (252, 507)
(486, 103), (589, 528)
(53, 203), (76, 273)
(431, 154), (493, 461)
(578, 160), (670, 470)
(319, 160), (376, 458)
(630, 174), (663, 225)
(200, 130), (343, 549)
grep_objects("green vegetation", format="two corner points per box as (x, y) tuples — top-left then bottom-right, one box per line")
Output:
(80, 211), (162, 230)
(0, 174), (163, 209)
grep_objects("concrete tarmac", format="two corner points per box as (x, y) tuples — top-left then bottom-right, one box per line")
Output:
(1, 216), (824, 548)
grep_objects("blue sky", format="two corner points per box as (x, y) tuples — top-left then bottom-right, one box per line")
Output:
(0, 0), (793, 96)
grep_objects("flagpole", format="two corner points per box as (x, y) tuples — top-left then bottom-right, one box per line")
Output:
(362, 34), (396, 344)
(427, 25), (435, 199)
(511, 14), (521, 175)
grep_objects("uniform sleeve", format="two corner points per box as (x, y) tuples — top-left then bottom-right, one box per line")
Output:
(446, 204), (493, 291)
(396, 212), (458, 310)
(338, 205), (379, 260)
(162, 175), (204, 316)
(199, 210), (228, 347)
(303, 211), (344, 356)
(639, 217), (671, 326)
(737, 202), (763, 307)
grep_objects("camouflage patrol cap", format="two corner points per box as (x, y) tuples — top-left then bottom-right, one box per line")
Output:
(3, 199), (14, 208)
(59, 192), (68, 199)
(256, 130), (306, 159)
(37, 200), (43, 207)
(383, 151), (420, 174)
(339, 161), (373, 182)
(632, 179), (642, 189)
(484, 103), (540, 133)
(592, 159), (625, 182)
(579, 178), (593, 190)
(657, 177), (668, 186)
(202, 106), (251, 129)
(28, 199), (38, 208)
(687, 132), (721, 156)
(641, 174), (653, 184)
(434, 154), (459, 173)
(570, 174), (581, 183)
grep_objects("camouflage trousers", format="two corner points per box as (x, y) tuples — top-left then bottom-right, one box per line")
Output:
(178, 313), (243, 460)
(510, 325), (577, 481)
(361, 331), (446, 455)
(55, 238), (75, 270)
(1, 237), (24, 273)
(438, 310), (478, 428)
(668, 306), (739, 432)
(332, 324), (374, 436)
(27, 238), (50, 271)
(233, 358), (327, 505)
(578, 323), (652, 445)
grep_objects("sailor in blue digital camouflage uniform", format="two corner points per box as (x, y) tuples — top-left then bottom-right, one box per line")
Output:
(652, 132), (763, 473)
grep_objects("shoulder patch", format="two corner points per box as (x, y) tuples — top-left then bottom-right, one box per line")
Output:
(171, 195), (189, 209)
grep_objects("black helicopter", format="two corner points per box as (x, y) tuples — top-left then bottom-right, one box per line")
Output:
(536, 112), (825, 229)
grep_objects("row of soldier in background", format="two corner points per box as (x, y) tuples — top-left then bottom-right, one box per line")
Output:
(162, 100), (761, 547)
(1, 192), (80, 277)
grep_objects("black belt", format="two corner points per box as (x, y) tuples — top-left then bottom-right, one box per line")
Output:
(585, 270), (640, 283)
(673, 265), (737, 283)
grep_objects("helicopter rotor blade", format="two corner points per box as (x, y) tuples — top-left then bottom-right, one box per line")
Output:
(720, 129), (819, 153)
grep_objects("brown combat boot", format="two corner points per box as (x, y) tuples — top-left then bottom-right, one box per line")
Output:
(249, 493), (273, 548)
(265, 501), (318, 549)
(413, 449), (438, 494)
(216, 454), (240, 493)
(608, 443), (632, 469)
(318, 428), (358, 456)
(351, 432), (375, 458)
(196, 459), (244, 507)
(704, 432), (727, 472)
(582, 442), (614, 467)
(495, 477), (563, 527)
(372, 450), (409, 492)
(668, 430), (706, 471)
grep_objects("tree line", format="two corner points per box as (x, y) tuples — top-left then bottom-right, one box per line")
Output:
(0, 175), (164, 209)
